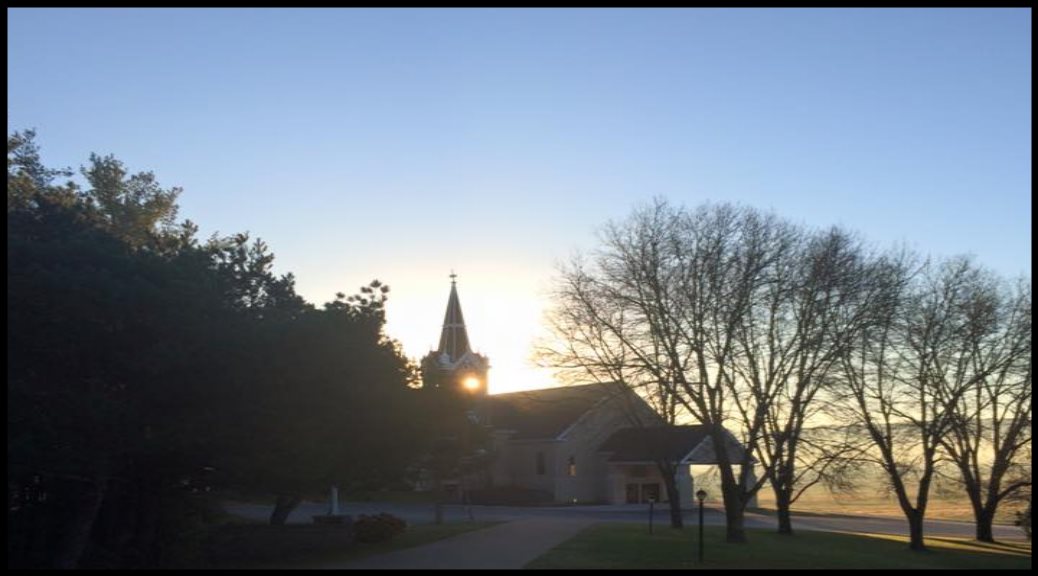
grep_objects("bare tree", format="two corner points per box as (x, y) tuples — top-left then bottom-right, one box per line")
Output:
(542, 199), (789, 543)
(936, 271), (1031, 542)
(541, 214), (692, 529)
(832, 253), (1009, 551)
(731, 225), (882, 534)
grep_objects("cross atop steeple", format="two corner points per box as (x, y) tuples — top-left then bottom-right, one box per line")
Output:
(438, 276), (470, 361)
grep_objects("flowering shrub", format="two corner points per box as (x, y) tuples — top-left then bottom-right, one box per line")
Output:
(354, 513), (407, 543)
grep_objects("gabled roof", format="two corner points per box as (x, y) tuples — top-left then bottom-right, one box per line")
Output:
(598, 425), (712, 463)
(483, 383), (621, 440)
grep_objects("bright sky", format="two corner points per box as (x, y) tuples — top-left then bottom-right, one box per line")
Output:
(8, 8), (1031, 395)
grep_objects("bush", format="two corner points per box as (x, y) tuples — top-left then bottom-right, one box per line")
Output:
(353, 513), (407, 544)
(204, 523), (354, 567)
(154, 493), (227, 568)
(1015, 502), (1031, 540)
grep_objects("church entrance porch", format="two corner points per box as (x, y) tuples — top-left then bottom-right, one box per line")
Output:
(624, 482), (661, 504)
(607, 463), (688, 505)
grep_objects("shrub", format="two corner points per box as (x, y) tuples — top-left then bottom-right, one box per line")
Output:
(354, 513), (407, 544)
(204, 524), (354, 567)
(1015, 502), (1031, 540)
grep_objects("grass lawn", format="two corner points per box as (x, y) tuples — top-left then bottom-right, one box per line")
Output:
(526, 523), (1031, 570)
(218, 521), (499, 569)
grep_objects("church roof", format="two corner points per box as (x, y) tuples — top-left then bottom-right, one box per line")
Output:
(436, 275), (472, 363)
(483, 383), (620, 440)
(598, 425), (712, 463)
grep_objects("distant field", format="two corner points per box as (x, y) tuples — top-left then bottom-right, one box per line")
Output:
(689, 465), (1026, 525)
(753, 488), (1024, 525)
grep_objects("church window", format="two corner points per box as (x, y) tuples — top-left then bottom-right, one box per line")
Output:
(568, 456), (577, 477)
(536, 452), (546, 475)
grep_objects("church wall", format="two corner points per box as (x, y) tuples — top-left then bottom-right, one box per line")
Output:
(551, 392), (648, 504)
(487, 430), (513, 486)
(498, 440), (559, 494)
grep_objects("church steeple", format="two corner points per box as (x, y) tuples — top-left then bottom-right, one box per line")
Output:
(437, 272), (472, 363)
(420, 273), (490, 395)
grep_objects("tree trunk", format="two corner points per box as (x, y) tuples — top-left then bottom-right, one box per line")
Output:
(269, 494), (302, 526)
(433, 478), (444, 525)
(132, 479), (163, 566)
(975, 507), (995, 543)
(112, 483), (140, 563)
(724, 503), (747, 543)
(662, 473), (684, 529)
(718, 463), (747, 543)
(907, 511), (927, 551)
(775, 488), (794, 535)
(52, 476), (108, 569)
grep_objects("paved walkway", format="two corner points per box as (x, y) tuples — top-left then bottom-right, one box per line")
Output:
(309, 517), (594, 570)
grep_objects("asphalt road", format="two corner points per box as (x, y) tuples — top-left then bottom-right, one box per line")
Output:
(315, 517), (596, 569)
(222, 500), (1024, 540)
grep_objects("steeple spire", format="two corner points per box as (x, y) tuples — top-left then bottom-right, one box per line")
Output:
(437, 273), (471, 362)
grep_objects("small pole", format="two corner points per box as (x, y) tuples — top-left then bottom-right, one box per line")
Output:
(649, 498), (655, 534)
(330, 485), (340, 516)
(696, 489), (707, 564)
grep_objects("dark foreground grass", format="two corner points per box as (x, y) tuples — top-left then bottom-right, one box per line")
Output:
(212, 521), (498, 568)
(526, 523), (1031, 570)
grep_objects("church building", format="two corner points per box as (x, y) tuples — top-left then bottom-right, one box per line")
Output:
(420, 275), (754, 507)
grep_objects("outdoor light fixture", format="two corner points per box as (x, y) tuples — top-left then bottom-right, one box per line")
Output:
(648, 496), (656, 534)
(696, 489), (707, 563)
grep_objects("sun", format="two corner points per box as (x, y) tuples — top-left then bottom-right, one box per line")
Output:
(463, 376), (481, 391)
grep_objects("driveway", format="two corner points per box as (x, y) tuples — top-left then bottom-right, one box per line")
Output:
(313, 517), (594, 569)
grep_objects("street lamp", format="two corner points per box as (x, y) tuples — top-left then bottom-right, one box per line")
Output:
(696, 489), (707, 564)
(648, 497), (655, 535)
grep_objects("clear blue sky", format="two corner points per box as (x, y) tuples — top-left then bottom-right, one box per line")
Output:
(8, 8), (1031, 392)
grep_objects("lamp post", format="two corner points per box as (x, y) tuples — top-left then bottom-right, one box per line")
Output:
(648, 497), (655, 534)
(329, 485), (339, 516)
(696, 489), (707, 564)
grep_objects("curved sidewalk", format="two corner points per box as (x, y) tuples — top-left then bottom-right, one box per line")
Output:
(313, 517), (594, 570)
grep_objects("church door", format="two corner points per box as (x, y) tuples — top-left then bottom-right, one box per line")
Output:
(625, 483), (640, 504)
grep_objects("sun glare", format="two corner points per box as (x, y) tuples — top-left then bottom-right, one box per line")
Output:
(381, 268), (564, 395)
(463, 376), (481, 391)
